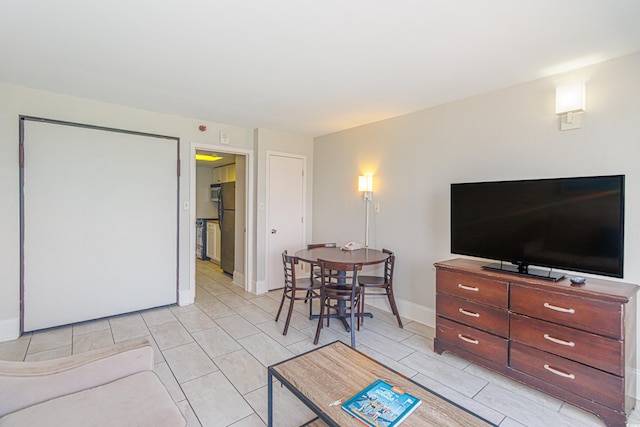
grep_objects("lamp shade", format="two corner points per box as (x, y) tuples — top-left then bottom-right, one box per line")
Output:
(555, 83), (585, 114)
(358, 175), (373, 192)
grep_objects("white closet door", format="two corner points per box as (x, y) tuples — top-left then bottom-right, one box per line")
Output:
(22, 120), (178, 332)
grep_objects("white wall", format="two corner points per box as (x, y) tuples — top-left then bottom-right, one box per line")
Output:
(0, 83), (313, 340)
(313, 52), (640, 326)
(234, 156), (247, 282)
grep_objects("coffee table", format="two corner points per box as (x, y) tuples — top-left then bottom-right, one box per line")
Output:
(267, 341), (497, 426)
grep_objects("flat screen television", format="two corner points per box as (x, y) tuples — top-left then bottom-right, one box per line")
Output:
(450, 175), (625, 281)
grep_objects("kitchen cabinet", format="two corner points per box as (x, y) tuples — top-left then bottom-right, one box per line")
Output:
(206, 221), (221, 263)
(212, 167), (222, 184)
(213, 164), (236, 184)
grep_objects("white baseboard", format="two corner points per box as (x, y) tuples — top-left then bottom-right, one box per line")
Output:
(177, 288), (194, 306)
(254, 279), (267, 295)
(232, 271), (245, 290)
(0, 317), (20, 342)
(364, 295), (435, 328)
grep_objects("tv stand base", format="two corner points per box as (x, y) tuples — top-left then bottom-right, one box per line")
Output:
(435, 258), (638, 427)
(482, 262), (565, 282)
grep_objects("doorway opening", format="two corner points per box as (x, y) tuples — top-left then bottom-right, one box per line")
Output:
(188, 143), (254, 305)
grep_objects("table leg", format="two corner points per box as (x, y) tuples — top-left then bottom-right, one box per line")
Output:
(267, 370), (273, 427)
(309, 268), (374, 332)
(311, 305), (374, 330)
(310, 309), (352, 330)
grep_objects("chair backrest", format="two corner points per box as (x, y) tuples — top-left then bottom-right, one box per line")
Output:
(282, 250), (299, 287)
(382, 249), (395, 284)
(306, 242), (337, 249)
(318, 259), (362, 299)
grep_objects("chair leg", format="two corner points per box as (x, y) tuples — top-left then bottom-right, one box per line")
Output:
(305, 265), (317, 304)
(275, 288), (287, 322)
(282, 290), (296, 336)
(313, 297), (325, 345)
(356, 296), (361, 331)
(359, 288), (366, 326)
(350, 301), (356, 348)
(387, 287), (403, 328)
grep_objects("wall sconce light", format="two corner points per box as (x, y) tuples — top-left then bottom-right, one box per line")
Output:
(358, 175), (373, 247)
(358, 175), (373, 200)
(555, 82), (585, 131)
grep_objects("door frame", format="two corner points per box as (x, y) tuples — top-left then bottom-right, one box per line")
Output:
(188, 143), (254, 303)
(265, 151), (307, 292)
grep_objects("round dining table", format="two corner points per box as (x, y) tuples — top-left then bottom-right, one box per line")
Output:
(294, 246), (389, 266)
(294, 246), (389, 332)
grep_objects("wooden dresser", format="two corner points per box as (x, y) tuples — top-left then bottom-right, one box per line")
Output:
(434, 258), (638, 427)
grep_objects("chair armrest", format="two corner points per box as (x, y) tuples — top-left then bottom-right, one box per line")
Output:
(0, 337), (154, 417)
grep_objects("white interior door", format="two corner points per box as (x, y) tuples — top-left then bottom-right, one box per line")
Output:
(267, 154), (305, 290)
(21, 119), (178, 332)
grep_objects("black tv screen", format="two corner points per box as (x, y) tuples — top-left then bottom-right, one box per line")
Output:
(451, 175), (624, 280)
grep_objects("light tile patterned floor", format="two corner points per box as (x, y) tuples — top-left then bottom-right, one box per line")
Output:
(1, 259), (638, 426)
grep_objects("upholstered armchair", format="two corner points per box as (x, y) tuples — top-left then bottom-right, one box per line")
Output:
(0, 337), (186, 426)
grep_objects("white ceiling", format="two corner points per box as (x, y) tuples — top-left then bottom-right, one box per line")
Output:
(2, 1), (639, 136)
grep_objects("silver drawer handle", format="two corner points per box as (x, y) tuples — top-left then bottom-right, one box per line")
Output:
(458, 308), (480, 318)
(457, 334), (479, 345)
(543, 334), (575, 347)
(543, 302), (575, 314)
(543, 364), (575, 380)
(457, 283), (479, 292)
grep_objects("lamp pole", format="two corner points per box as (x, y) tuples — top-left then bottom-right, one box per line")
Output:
(358, 175), (374, 248)
(364, 191), (371, 248)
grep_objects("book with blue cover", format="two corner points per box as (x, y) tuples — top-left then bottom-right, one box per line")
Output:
(341, 379), (421, 427)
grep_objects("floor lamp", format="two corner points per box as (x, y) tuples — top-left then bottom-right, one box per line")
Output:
(358, 175), (373, 248)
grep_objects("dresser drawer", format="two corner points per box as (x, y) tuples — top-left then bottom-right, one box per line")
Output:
(510, 284), (623, 339)
(437, 293), (508, 338)
(510, 314), (623, 376)
(510, 342), (624, 411)
(436, 270), (508, 309)
(436, 316), (508, 365)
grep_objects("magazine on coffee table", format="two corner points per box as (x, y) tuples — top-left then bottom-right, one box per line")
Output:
(341, 379), (421, 427)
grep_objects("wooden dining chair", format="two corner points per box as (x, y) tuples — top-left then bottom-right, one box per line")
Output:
(275, 251), (322, 335)
(304, 242), (337, 301)
(306, 242), (337, 278)
(357, 249), (403, 328)
(314, 259), (363, 348)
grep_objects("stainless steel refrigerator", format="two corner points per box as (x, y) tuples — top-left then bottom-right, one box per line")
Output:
(217, 182), (235, 275)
